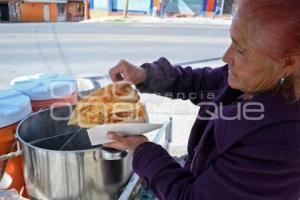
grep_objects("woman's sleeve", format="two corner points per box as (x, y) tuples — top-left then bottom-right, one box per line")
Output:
(136, 57), (228, 105)
(133, 142), (300, 200)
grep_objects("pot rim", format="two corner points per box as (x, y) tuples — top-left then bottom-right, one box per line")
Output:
(16, 107), (129, 158)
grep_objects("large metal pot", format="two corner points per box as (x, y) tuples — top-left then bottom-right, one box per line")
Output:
(16, 106), (133, 200)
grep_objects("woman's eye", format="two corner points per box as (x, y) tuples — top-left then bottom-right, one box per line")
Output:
(236, 48), (244, 54)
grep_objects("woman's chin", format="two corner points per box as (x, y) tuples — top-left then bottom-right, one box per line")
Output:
(228, 76), (241, 90)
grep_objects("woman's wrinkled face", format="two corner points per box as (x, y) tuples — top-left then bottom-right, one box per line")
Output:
(222, 18), (283, 94)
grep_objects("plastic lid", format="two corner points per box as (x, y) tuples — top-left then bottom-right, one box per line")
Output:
(10, 73), (77, 101)
(0, 90), (32, 128)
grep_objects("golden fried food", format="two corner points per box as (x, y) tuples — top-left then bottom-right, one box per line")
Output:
(68, 83), (147, 128)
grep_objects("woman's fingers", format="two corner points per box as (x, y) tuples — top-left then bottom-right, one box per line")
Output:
(109, 59), (146, 85)
(104, 132), (127, 150)
(104, 132), (149, 151)
(109, 60), (131, 82)
(109, 64), (124, 82)
(107, 132), (124, 143)
(114, 80), (133, 89)
(104, 142), (122, 149)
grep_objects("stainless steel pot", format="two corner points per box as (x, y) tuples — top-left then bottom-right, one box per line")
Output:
(16, 106), (133, 200)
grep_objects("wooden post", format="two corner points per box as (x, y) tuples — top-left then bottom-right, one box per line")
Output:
(84, 0), (89, 20)
(124, 0), (129, 18)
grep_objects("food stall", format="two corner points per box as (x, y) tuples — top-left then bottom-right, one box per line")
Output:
(0, 75), (172, 200)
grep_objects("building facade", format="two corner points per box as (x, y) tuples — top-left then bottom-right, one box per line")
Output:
(0, 0), (21, 21)
(20, 0), (61, 22)
(89, 0), (230, 18)
(89, 0), (155, 18)
(66, 0), (85, 21)
(0, 0), (234, 22)
(19, 0), (86, 22)
(0, 0), (87, 22)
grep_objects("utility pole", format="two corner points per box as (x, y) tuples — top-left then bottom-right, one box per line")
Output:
(84, 0), (89, 20)
(220, 0), (225, 16)
(124, 0), (129, 18)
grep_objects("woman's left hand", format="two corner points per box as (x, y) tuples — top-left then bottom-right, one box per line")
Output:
(103, 132), (149, 151)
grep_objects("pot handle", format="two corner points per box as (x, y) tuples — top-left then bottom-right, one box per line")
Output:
(0, 141), (23, 184)
(0, 141), (22, 162)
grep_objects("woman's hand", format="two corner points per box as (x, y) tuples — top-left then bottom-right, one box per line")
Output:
(104, 132), (149, 151)
(109, 60), (147, 84)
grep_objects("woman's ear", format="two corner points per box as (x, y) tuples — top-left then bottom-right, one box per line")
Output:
(282, 55), (300, 76)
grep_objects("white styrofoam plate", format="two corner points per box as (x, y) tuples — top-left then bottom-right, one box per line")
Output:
(87, 123), (162, 145)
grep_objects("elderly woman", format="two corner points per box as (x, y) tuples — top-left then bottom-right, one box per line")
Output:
(106, 0), (300, 199)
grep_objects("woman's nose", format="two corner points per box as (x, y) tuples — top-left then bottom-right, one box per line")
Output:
(223, 44), (234, 64)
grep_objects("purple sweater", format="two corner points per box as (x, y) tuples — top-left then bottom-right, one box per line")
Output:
(134, 57), (300, 200)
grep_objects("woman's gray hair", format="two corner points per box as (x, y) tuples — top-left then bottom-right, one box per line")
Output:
(237, 0), (300, 102)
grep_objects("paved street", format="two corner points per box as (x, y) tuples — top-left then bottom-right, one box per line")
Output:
(0, 21), (231, 155)
(0, 22), (230, 88)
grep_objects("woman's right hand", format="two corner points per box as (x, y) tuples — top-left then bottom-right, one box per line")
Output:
(109, 60), (147, 85)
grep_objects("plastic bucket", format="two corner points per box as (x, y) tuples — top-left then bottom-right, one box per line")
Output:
(0, 122), (27, 196)
(30, 92), (78, 112)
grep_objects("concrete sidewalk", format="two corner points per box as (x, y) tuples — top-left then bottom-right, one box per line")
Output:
(81, 16), (232, 26)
